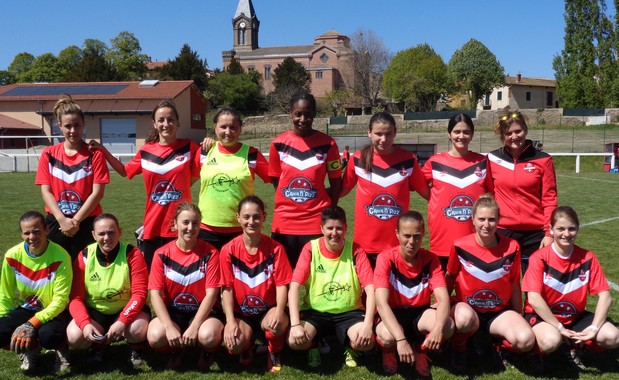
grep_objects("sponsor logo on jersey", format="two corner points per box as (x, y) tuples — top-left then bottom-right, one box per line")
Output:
(208, 173), (239, 193)
(523, 163), (536, 173)
(465, 289), (504, 309)
(207, 157), (217, 165)
(173, 292), (200, 312)
(240, 295), (268, 315)
(22, 295), (44, 311)
(550, 301), (578, 318)
(282, 176), (317, 203)
(316, 264), (326, 273)
(442, 195), (474, 221)
(150, 180), (183, 206)
(100, 287), (128, 302)
(365, 194), (402, 220)
(89, 272), (101, 282)
(58, 190), (83, 216)
(317, 281), (351, 302)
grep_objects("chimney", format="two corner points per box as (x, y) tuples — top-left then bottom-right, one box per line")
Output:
(517, 73), (522, 83)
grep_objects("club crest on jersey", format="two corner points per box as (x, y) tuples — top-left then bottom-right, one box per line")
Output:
(282, 176), (317, 203)
(421, 273), (430, 284)
(150, 180), (183, 206)
(58, 190), (83, 215)
(240, 295), (268, 315)
(475, 166), (483, 177)
(317, 281), (351, 302)
(502, 259), (512, 272)
(175, 154), (186, 162)
(579, 270), (587, 282)
(208, 173), (239, 193)
(550, 301), (578, 318)
(442, 195), (474, 222)
(365, 194), (402, 220)
(465, 289), (503, 309)
(399, 166), (408, 176)
(83, 164), (92, 173)
(315, 152), (325, 161)
(100, 287), (128, 302)
(523, 163), (536, 173)
(22, 295), (43, 311)
(173, 292), (199, 312)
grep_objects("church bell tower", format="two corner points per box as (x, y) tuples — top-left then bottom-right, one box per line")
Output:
(232, 0), (259, 51)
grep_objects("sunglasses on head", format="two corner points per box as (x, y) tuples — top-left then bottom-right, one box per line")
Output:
(500, 112), (522, 121)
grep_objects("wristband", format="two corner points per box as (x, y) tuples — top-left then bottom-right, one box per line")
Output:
(396, 338), (406, 342)
(291, 324), (301, 328)
(588, 325), (600, 333)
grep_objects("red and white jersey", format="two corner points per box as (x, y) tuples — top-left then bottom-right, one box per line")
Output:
(269, 131), (341, 235)
(148, 240), (220, 313)
(422, 152), (488, 257)
(342, 148), (426, 253)
(125, 139), (201, 239)
(374, 247), (445, 308)
(486, 141), (557, 232)
(36, 143), (109, 217)
(522, 244), (609, 324)
(220, 235), (292, 316)
(447, 234), (521, 313)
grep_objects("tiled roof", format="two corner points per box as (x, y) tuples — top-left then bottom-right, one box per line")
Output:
(0, 113), (40, 130)
(316, 30), (344, 38)
(146, 61), (167, 70)
(506, 76), (556, 87)
(234, 0), (256, 19)
(0, 81), (195, 101)
(237, 45), (315, 58)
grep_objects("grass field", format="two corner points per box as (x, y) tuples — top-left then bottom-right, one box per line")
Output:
(0, 167), (618, 379)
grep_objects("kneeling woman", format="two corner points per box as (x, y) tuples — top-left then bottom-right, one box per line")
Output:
(288, 206), (375, 369)
(220, 196), (292, 372)
(67, 213), (149, 368)
(374, 211), (453, 377)
(522, 206), (619, 369)
(147, 202), (223, 370)
(446, 194), (534, 370)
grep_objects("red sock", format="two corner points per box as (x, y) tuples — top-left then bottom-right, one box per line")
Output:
(500, 339), (515, 352)
(265, 330), (285, 353)
(584, 340), (605, 353)
(451, 330), (475, 352)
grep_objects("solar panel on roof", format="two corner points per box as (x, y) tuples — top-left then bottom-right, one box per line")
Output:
(1, 85), (128, 96)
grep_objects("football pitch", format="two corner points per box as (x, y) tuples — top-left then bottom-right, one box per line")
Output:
(0, 170), (617, 379)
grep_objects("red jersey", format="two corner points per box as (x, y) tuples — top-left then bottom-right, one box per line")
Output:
(36, 143), (109, 217)
(220, 235), (292, 316)
(125, 139), (201, 239)
(148, 240), (220, 313)
(342, 148), (426, 253)
(422, 152), (488, 257)
(486, 141), (557, 233)
(447, 234), (521, 313)
(522, 244), (609, 324)
(69, 244), (147, 329)
(269, 131), (341, 235)
(292, 239), (373, 288)
(374, 247), (445, 308)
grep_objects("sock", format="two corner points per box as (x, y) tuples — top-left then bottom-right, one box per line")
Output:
(584, 340), (605, 353)
(451, 330), (475, 353)
(265, 330), (285, 353)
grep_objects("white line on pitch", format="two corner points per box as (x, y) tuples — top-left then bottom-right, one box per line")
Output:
(557, 175), (619, 184)
(608, 280), (619, 292)
(580, 216), (619, 227)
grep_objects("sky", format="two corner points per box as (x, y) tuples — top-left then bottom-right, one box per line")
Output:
(0, 1), (583, 79)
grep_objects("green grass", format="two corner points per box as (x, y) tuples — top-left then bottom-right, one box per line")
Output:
(0, 171), (618, 379)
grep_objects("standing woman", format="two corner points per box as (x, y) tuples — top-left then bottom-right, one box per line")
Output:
(486, 111), (557, 274)
(220, 196), (292, 372)
(422, 113), (488, 270)
(522, 206), (619, 370)
(269, 90), (342, 267)
(341, 112), (427, 268)
(198, 108), (270, 250)
(147, 202), (223, 370)
(90, 99), (201, 269)
(446, 194), (534, 371)
(36, 95), (110, 259)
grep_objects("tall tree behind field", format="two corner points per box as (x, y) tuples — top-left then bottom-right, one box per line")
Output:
(107, 31), (148, 81)
(350, 29), (390, 111)
(553, 0), (615, 108)
(159, 44), (208, 92)
(65, 39), (118, 82)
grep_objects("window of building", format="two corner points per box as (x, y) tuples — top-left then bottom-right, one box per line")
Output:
(192, 113), (202, 121)
(320, 53), (329, 63)
(484, 94), (490, 106)
(264, 65), (271, 80)
(248, 65), (255, 71)
(526, 91), (532, 101)
(497, 91), (502, 101)
(546, 91), (553, 107)
(315, 71), (323, 79)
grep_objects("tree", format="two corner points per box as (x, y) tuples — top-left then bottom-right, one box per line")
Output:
(65, 39), (117, 82)
(205, 71), (264, 114)
(19, 53), (63, 83)
(268, 57), (312, 112)
(57, 46), (83, 78)
(107, 31), (148, 80)
(226, 57), (245, 75)
(553, 0), (613, 108)
(8, 52), (35, 77)
(323, 89), (354, 116)
(382, 44), (448, 112)
(350, 29), (391, 111)
(0, 70), (15, 85)
(159, 44), (208, 92)
(447, 39), (504, 108)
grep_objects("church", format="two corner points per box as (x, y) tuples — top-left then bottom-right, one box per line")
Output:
(222, 0), (354, 97)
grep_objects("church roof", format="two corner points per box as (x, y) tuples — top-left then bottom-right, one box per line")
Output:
(316, 30), (345, 38)
(236, 45), (315, 58)
(234, 0), (256, 19)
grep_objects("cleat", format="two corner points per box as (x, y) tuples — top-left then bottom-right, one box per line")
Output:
(565, 348), (586, 371)
(382, 349), (398, 375)
(344, 347), (359, 368)
(129, 349), (144, 369)
(166, 350), (184, 370)
(318, 338), (331, 354)
(19, 347), (40, 372)
(54, 347), (71, 373)
(198, 350), (215, 370)
(267, 350), (282, 373)
(414, 349), (432, 378)
(307, 347), (321, 368)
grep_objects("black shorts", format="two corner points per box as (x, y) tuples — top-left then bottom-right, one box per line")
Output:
(497, 228), (545, 273)
(271, 232), (322, 268)
(165, 306), (225, 331)
(366, 252), (379, 270)
(142, 236), (175, 271)
(87, 305), (151, 331)
(301, 309), (365, 346)
(477, 308), (511, 333)
(377, 306), (427, 342)
(46, 214), (96, 260)
(198, 229), (241, 251)
(525, 310), (595, 332)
